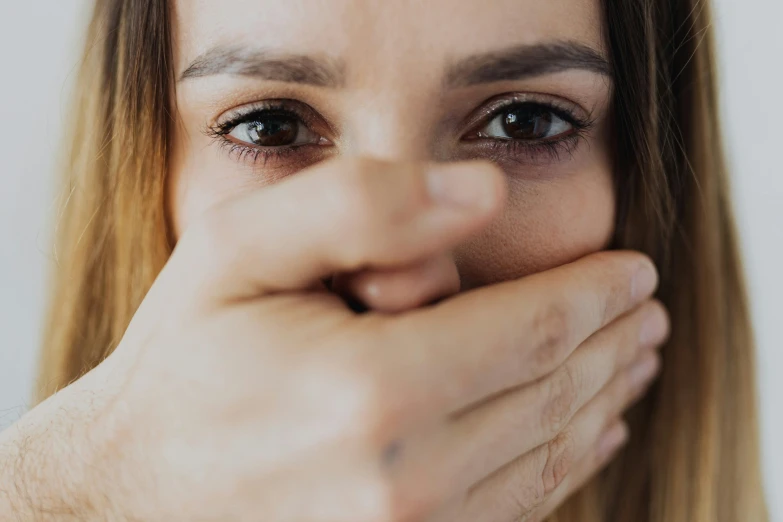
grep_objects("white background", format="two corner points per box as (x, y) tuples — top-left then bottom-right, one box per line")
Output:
(0, 0), (780, 518)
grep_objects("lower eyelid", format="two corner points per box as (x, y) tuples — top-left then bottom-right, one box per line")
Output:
(459, 132), (586, 165)
(219, 139), (337, 168)
(215, 133), (583, 170)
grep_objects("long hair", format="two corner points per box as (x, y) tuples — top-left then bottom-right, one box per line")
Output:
(38, 1), (768, 521)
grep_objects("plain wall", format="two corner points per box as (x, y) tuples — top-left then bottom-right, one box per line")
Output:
(0, 0), (780, 518)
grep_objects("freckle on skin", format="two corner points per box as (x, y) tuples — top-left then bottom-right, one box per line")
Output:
(383, 439), (404, 467)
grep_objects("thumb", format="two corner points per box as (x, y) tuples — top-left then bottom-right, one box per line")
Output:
(166, 157), (505, 311)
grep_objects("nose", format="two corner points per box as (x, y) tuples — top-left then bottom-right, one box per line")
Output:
(339, 92), (438, 163)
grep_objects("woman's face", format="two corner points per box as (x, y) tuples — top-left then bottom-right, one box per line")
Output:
(169, 0), (615, 289)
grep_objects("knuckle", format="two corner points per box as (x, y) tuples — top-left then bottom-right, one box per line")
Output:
(504, 464), (546, 516)
(530, 301), (572, 373)
(540, 427), (575, 498)
(507, 485), (540, 522)
(540, 364), (581, 437)
(350, 381), (396, 447)
(329, 348), (404, 450)
(329, 354), (439, 522)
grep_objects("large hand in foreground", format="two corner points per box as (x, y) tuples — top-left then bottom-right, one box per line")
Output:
(0, 158), (667, 522)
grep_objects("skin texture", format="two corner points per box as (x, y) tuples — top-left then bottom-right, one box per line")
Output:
(0, 122), (668, 522)
(0, 2), (673, 521)
(169, 0), (616, 288)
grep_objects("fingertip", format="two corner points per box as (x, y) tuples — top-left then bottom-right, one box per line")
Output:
(466, 159), (509, 211)
(632, 256), (659, 301)
(638, 299), (671, 349)
(597, 419), (629, 463)
(426, 160), (507, 214)
(585, 250), (659, 303)
(336, 254), (462, 313)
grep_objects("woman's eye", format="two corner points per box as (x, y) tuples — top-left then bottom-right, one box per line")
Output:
(228, 112), (323, 147)
(476, 104), (573, 141)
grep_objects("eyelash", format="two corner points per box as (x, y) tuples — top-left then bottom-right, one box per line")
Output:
(478, 134), (586, 164)
(464, 102), (593, 164)
(205, 102), (322, 167)
(204, 99), (594, 167)
(212, 139), (304, 167)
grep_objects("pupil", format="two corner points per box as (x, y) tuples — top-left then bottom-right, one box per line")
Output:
(248, 114), (298, 146)
(503, 106), (553, 139)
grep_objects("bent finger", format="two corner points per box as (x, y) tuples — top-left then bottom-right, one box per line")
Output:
(167, 157), (505, 308)
(432, 414), (630, 522)
(408, 353), (658, 522)
(525, 420), (629, 522)
(372, 251), (660, 427)
(331, 253), (461, 313)
(430, 300), (667, 492)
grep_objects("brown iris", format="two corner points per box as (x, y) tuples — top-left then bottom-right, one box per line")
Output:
(247, 113), (298, 146)
(503, 105), (554, 140)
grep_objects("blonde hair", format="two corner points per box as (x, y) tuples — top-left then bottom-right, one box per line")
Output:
(39, 1), (768, 521)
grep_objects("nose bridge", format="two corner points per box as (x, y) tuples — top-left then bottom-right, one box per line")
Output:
(340, 80), (444, 163)
(345, 102), (429, 162)
(338, 4), (443, 163)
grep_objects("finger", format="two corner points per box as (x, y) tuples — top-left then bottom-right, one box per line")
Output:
(370, 251), (659, 427)
(428, 300), (667, 493)
(424, 420), (627, 522)
(446, 353), (658, 522)
(167, 157), (505, 306)
(403, 348), (659, 521)
(331, 253), (461, 313)
(525, 420), (629, 522)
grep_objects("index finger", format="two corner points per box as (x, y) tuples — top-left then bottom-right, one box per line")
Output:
(377, 250), (658, 420)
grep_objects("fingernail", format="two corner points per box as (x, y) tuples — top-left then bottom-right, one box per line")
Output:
(629, 353), (660, 389)
(631, 258), (658, 302)
(597, 422), (629, 461)
(639, 305), (669, 349)
(426, 163), (499, 211)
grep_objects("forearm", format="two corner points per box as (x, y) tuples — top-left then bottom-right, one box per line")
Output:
(0, 387), (105, 520)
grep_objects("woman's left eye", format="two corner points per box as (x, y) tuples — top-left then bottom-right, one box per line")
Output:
(474, 104), (574, 141)
(227, 111), (324, 147)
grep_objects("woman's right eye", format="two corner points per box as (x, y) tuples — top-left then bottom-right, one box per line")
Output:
(227, 111), (325, 148)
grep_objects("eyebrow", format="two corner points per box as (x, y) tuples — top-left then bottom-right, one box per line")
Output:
(179, 41), (611, 88)
(444, 42), (612, 88)
(179, 46), (346, 87)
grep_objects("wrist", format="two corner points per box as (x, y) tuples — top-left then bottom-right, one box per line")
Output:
(0, 380), (112, 520)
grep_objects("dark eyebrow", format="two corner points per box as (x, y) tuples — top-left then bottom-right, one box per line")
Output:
(180, 42), (609, 89)
(179, 46), (345, 87)
(444, 42), (612, 88)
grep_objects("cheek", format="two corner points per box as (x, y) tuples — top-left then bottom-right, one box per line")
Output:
(168, 121), (204, 239)
(454, 167), (616, 289)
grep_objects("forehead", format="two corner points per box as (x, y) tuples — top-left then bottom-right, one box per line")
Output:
(174, 0), (606, 74)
